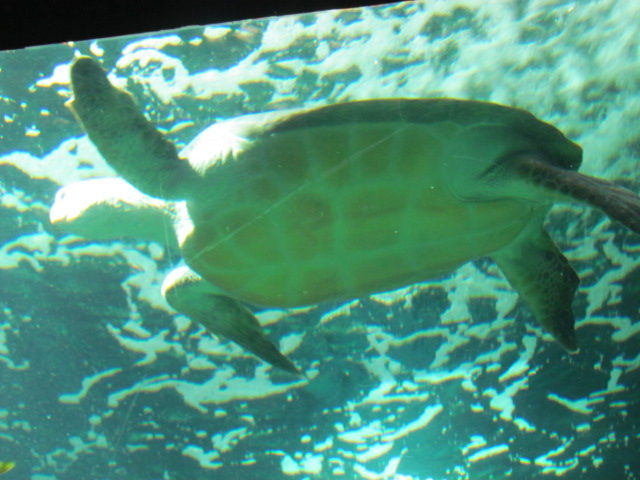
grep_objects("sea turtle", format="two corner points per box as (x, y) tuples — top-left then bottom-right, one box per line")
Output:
(66, 56), (640, 367)
(50, 177), (300, 374)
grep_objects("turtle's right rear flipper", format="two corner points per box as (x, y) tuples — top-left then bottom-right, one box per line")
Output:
(70, 57), (199, 200)
(514, 156), (640, 234)
(492, 214), (579, 351)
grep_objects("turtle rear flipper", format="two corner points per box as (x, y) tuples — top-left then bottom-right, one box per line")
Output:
(70, 57), (200, 200)
(492, 215), (579, 351)
(514, 155), (640, 234)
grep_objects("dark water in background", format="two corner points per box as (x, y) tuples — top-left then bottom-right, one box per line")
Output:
(0, 1), (639, 479)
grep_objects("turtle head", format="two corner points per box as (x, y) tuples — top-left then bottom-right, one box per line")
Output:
(49, 178), (179, 248)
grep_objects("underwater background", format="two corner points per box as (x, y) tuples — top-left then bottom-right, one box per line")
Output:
(0, 0), (639, 479)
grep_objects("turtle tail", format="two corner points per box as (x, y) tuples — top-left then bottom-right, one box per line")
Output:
(70, 57), (200, 201)
(514, 156), (640, 235)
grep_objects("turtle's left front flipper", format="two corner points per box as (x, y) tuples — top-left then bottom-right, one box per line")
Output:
(162, 267), (301, 375)
(70, 57), (200, 200)
(492, 214), (580, 351)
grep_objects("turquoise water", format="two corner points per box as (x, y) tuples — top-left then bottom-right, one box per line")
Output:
(0, 1), (639, 479)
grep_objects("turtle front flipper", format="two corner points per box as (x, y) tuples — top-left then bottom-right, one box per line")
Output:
(491, 215), (579, 351)
(513, 155), (640, 234)
(70, 57), (200, 200)
(162, 267), (301, 375)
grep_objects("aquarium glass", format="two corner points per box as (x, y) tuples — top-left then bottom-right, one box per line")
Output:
(0, 1), (639, 479)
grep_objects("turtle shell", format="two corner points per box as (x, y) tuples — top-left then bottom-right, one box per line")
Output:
(179, 99), (582, 307)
